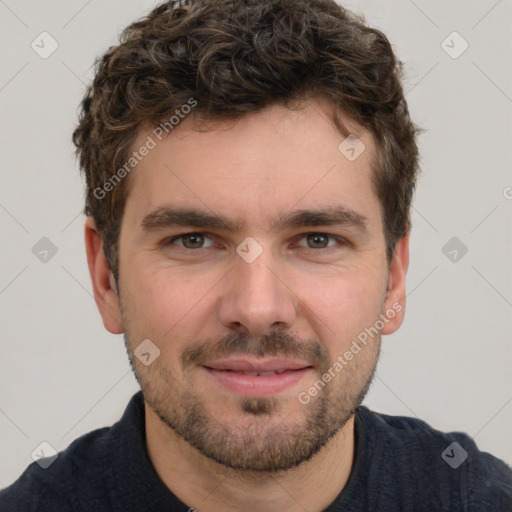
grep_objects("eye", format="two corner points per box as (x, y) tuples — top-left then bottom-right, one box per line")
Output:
(295, 232), (346, 250)
(163, 231), (347, 252)
(166, 232), (215, 249)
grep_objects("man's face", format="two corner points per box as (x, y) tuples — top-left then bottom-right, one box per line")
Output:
(112, 101), (406, 472)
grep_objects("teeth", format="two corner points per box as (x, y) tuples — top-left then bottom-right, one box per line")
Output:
(220, 369), (293, 376)
(233, 370), (282, 376)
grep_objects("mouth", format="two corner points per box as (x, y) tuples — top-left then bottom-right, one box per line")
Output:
(204, 368), (293, 376)
(202, 357), (312, 373)
(200, 358), (314, 397)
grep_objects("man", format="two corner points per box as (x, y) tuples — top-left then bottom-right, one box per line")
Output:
(1, 0), (511, 510)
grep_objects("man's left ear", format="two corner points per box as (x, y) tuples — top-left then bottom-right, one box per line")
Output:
(381, 230), (410, 335)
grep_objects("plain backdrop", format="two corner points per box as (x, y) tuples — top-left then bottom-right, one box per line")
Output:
(1, 0), (511, 488)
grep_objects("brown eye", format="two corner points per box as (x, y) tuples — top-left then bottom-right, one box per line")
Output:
(305, 233), (331, 249)
(181, 233), (205, 248)
(295, 232), (343, 250)
(167, 232), (214, 249)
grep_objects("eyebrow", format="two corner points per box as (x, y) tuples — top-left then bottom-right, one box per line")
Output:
(140, 205), (368, 234)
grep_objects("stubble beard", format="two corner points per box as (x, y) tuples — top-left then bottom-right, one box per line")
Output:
(124, 331), (380, 473)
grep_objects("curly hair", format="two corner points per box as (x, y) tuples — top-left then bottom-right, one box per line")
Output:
(73, 0), (420, 281)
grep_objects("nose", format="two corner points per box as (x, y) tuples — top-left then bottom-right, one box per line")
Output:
(216, 245), (298, 339)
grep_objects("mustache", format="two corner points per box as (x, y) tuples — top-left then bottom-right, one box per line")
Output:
(181, 329), (331, 373)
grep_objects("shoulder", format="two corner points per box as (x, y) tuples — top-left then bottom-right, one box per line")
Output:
(0, 426), (112, 512)
(356, 406), (512, 510)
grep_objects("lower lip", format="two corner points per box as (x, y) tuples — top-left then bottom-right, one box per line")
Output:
(202, 366), (313, 397)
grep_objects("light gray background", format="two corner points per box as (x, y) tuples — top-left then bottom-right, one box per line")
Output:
(1, 0), (511, 488)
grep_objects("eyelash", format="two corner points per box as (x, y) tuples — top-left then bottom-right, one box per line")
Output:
(163, 232), (349, 251)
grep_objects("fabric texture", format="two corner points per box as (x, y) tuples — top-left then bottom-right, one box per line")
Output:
(1, 391), (511, 511)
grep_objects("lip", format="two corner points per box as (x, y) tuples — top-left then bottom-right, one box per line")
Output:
(201, 358), (313, 397)
(202, 357), (312, 373)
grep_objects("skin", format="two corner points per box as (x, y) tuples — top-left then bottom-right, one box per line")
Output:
(85, 100), (409, 512)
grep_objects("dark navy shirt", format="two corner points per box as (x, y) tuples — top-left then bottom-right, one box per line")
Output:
(1, 391), (511, 511)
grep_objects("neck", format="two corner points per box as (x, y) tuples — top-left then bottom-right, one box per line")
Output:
(145, 404), (355, 512)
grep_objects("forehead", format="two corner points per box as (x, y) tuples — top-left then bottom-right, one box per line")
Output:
(122, 101), (381, 234)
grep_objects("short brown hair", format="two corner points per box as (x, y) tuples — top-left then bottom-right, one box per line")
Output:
(73, 0), (420, 281)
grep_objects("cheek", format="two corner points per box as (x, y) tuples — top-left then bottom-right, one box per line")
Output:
(124, 264), (217, 343)
(297, 265), (385, 341)
(121, 246), (387, 355)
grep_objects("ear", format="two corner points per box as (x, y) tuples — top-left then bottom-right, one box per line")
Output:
(84, 217), (124, 334)
(381, 229), (410, 335)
